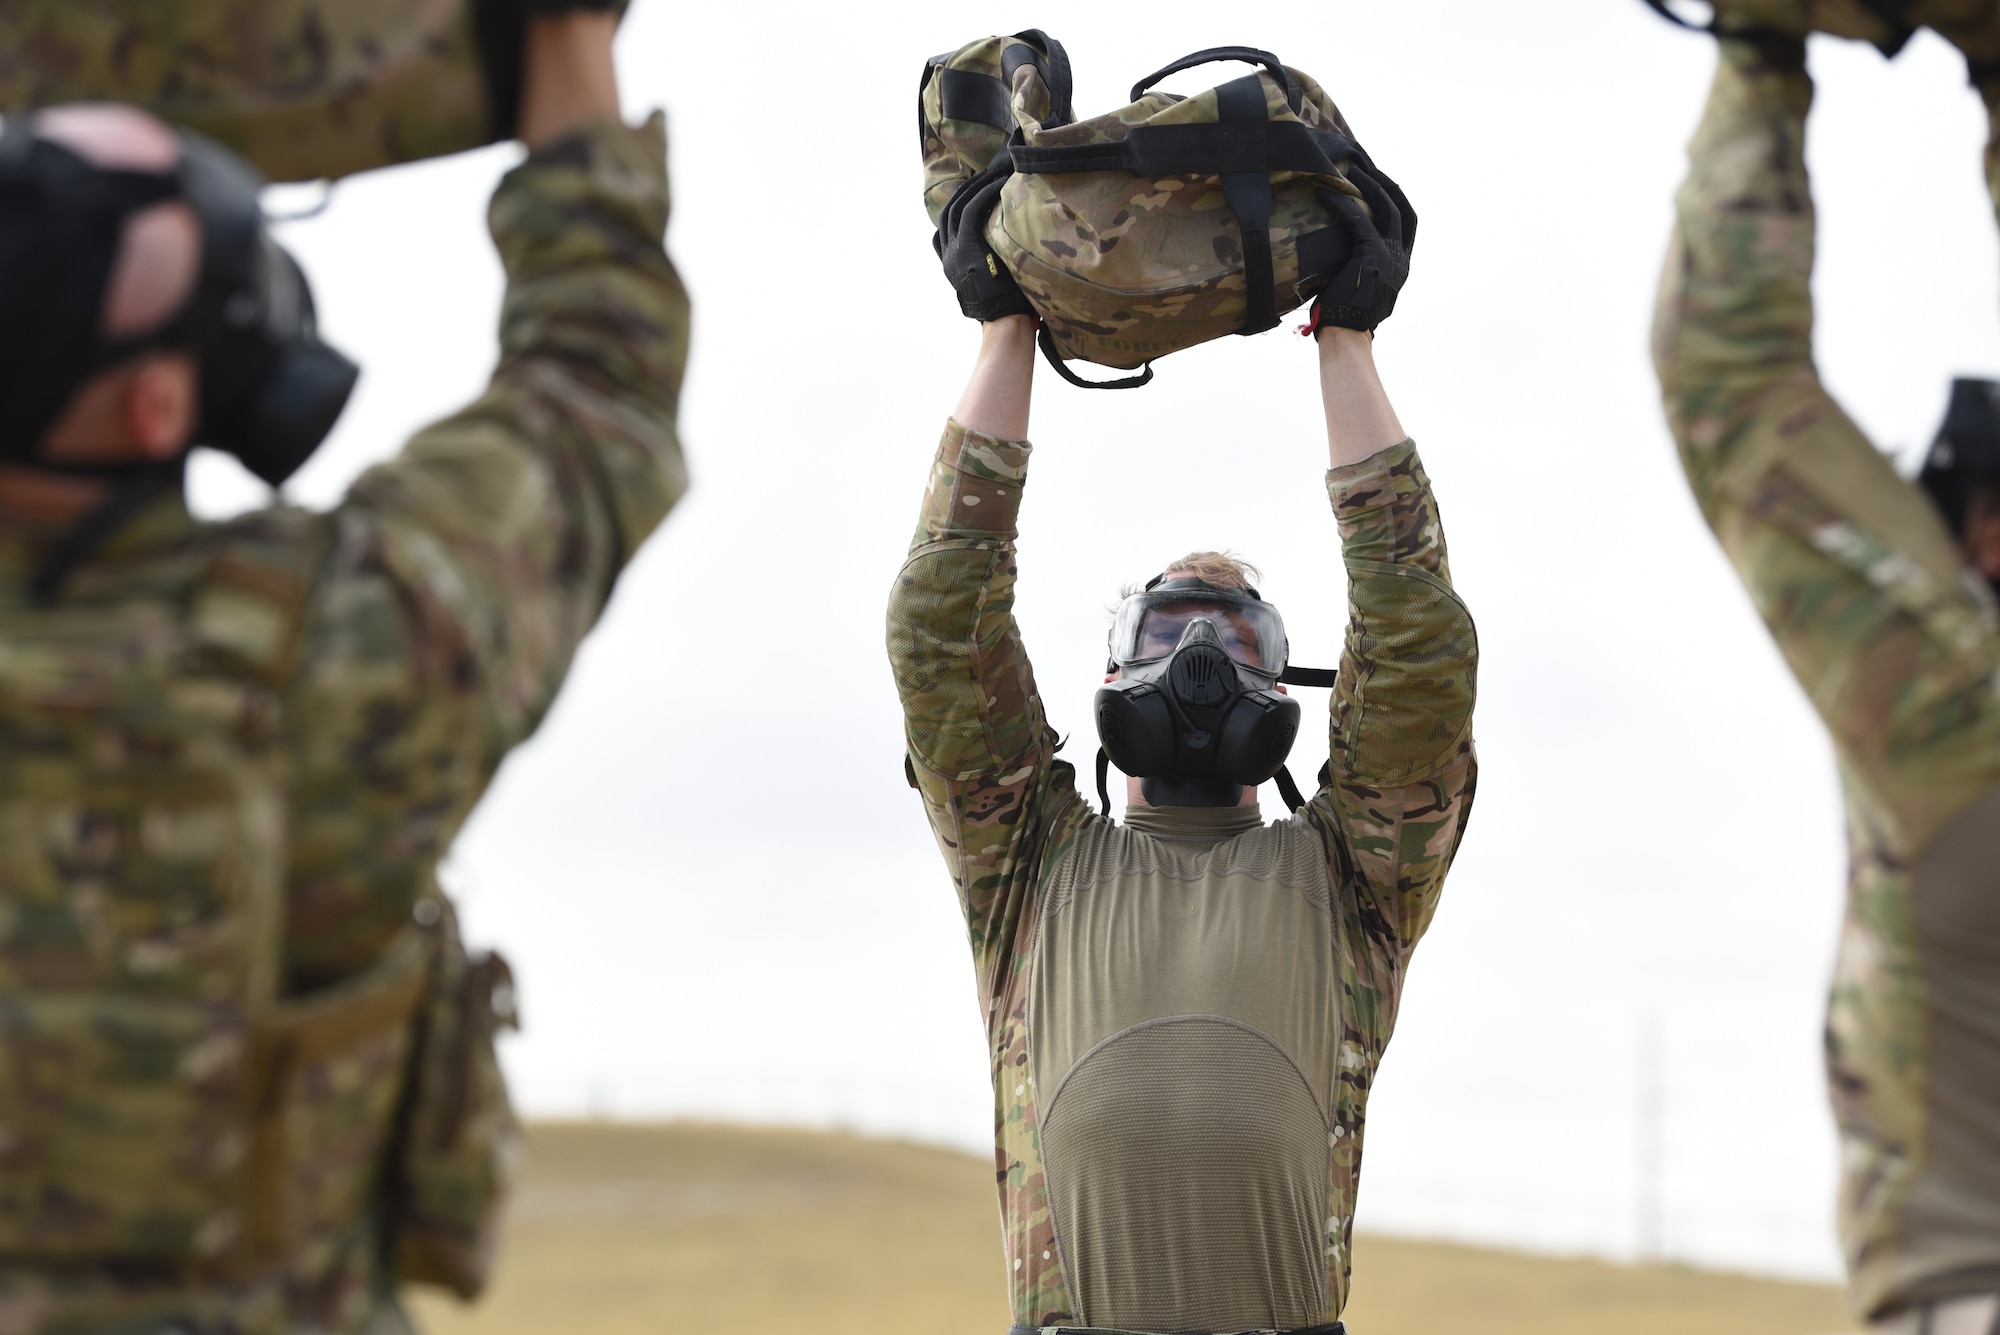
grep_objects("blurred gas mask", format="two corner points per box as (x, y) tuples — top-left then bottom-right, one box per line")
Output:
(0, 117), (358, 598)
(1093, 576), (1336, 813)
(1920, 378), (2000, 598)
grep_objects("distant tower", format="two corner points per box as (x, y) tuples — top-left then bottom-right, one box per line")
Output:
(1636, 1008), (1665, 1261)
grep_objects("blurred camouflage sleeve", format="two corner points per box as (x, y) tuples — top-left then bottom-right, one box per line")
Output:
(1308, 439), (1478, 962)
(887, 420), (1086, 1011)
(283, 114), (691, 988)
(1653, 45), (2000, 847)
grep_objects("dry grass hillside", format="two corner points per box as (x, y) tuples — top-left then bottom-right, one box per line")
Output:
(409, 1121), (1856, 1335)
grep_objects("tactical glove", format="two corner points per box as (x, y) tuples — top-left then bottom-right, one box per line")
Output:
(935, 153), (1039, 323)
(1309, 160), (1416, 334)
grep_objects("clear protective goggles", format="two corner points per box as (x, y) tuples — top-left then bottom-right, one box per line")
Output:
(1106, 579), (1289, 677)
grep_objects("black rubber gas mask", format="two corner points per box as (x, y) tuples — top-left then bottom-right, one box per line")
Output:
(0, 118), (358, 598)
(1920, 377), (2000, 599)
(1094, 576), (1334, 811)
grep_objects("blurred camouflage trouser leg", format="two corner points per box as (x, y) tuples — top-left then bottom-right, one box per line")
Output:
(1872, 1292), (2000, 1335)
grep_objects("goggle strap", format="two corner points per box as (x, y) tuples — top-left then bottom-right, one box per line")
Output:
(1275, 764), (1308, 814)
(1277, 665), (1338, 688)
(1096, 747), (1113, 818)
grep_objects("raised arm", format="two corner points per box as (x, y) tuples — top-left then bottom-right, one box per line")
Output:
(888, 313), (1084, 1009)
(1653, 38), (2000, 850)
(1308, 327), (1478, 958)
(281, 14), (691, 987)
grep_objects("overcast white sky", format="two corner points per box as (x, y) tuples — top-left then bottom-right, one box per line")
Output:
(193, 0), (2000, 1283)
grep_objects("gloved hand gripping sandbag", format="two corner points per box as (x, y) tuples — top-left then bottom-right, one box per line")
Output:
(0, 0), (627, 184)
(920, 34), (1397, 388)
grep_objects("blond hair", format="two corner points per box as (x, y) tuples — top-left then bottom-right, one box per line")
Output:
(1121, 550), (1263, 599)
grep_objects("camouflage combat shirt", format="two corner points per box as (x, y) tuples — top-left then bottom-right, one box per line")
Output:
(888, 421), (1478, 1331)
(0, 113), (688, 1334)
(1656, 41), (2000, 1320)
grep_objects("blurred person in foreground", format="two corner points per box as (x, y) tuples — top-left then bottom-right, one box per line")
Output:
(887, 166), (1478, 1331)
(1654, 21), (2000, 1335)
(0, 7), (687, 1333)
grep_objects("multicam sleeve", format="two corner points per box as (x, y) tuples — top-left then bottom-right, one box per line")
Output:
(1652, 43), (2000, 849)
(886, 419), (1086, 1017)
(1309, 439), (1479, 956)
(281, 114), (690, 988)
(1305, 439), (1477, 1316)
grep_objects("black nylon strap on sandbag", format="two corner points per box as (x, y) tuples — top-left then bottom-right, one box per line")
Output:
(1278, 665), (1339, 688)
(1038, 325), (1154, 389)
(938, 67), (1015, 130)
(1129, 44), (1303, 114)
(1294, 223), (1353, 298)
(1009, 119), (1344, 179)
(1214, 73), (1277, 335)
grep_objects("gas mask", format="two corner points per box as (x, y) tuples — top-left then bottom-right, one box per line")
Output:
(1920, 378), (2000, 598)
(1093, 576), (1336, 812)
(0, 118), (358, 598)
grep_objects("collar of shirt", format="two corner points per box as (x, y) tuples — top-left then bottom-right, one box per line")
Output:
(1120, 800), (1265, 848)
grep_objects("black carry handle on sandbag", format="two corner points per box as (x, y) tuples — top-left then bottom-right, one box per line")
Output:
(1129, 45), (1304, 114)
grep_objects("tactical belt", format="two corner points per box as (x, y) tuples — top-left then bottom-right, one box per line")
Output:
(1009, 1324), (1347, 1335)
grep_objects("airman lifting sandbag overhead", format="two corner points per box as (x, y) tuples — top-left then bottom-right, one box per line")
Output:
(0, 5), (687, 1332)
(1649, 6), (2000, 1331)
(892, 38), (1474, 1334)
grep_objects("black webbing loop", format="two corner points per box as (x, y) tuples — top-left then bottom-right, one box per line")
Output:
(1008, 120), (1345, 179)
(937, 67), (1015, 131)
(1278, 665), (1339, 688)
(1129, 45), (1303, 115)
(1038, 325), (1154, 390)
(1215, 73), (1277, 335)
(1096, 747), (1113, 816)
(1005, 29), (1076, 127)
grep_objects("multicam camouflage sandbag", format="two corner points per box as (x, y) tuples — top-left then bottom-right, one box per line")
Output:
(389, 894), (523, 1299)
(922, 35), (1376, 387)
(0, 0), (620, 183)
